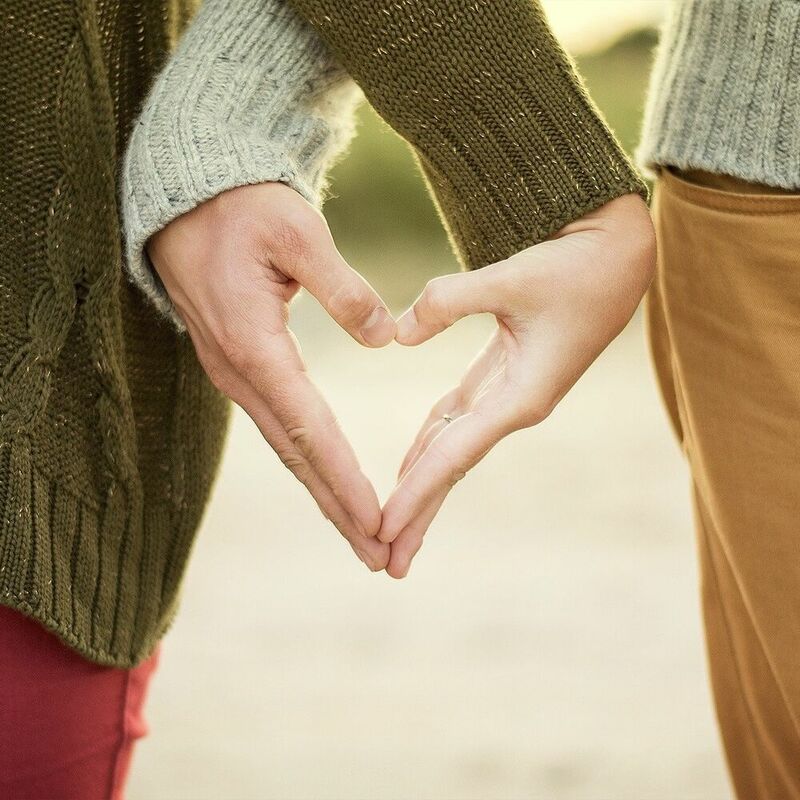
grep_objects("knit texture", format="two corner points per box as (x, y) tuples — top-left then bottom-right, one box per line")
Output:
(288, 0), (648, 270)
(122, 0), (364, 332)
(638, 0), (800, 189)
(2, 0), (645, 669)
(1, 0), (231, 668)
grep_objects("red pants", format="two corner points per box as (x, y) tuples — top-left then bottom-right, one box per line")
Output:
(0, 605), (160, 799)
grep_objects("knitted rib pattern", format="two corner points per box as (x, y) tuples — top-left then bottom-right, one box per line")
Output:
(122, 0), (363, 332)
(1, 0), (231, 667)
(287, 0), (648, 270)
(2, 0), (646, 669)
(638, 0), (800, 189)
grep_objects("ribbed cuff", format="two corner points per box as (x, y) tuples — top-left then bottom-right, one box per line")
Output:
(637, 0), (800, 190)
(120, 0), (362, 333)
(289, 0), (648, 270)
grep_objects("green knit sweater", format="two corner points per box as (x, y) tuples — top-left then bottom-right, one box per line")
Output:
(0, 0), (229, 667)
(0, 0), (644, 667)
(287, 0), (647, 270)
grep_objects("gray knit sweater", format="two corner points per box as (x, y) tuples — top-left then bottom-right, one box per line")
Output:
(121, 0), (362, 331)
(638, 0), (800, 189)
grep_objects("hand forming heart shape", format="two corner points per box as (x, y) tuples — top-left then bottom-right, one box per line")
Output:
(148, 182), (656, 578)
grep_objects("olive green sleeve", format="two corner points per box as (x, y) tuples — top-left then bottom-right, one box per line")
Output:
(287, 0), (648, 269)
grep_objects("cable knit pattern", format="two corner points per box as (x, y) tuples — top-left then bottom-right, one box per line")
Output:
(122, 0), (363, 332)
(638, 0), (800, 189)
(1, 0), (233, 668)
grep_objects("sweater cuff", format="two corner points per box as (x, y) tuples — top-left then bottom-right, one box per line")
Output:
(636, 0), (800, 190)
(407, 2), (649, 269)
(120, 0), (362, 333)
(288, 0), (648, 270)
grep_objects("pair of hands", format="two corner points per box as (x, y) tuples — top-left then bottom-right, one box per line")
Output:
(148, 183), (655, 578)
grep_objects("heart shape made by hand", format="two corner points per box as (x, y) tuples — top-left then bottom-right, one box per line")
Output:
(149, 183), (654, 579)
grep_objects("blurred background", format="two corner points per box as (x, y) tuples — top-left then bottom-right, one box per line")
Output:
(130, 2), (733, 798)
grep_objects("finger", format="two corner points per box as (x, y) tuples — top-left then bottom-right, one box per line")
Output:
(398, 416), (449, 484)
(397, 417), (446, 485)
(397, 333), (504, 483)
(395, 267), (507, 346)
(236, 328), (384, 539)
(385, 488), (448, 579)
(396, 387), (461, 481)
(192, 309), (385, 543)
(379, 410), (506, 544)
(278, 217), (396, 347)
(223, 361), (390, 570)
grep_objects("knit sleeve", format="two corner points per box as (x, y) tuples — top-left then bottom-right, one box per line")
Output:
(287, 0), (648, 270)
(120, 0), (363, 332)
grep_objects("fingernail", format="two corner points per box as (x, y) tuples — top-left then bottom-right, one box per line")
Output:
(360, 307), (395, 347)
(396, 308), (417, 342)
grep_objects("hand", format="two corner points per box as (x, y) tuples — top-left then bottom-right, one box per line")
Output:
(147, 182), (396, 570)
(379, 193), (656, 578)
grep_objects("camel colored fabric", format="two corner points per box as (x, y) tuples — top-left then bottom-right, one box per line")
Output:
(647, 166), (800, 799)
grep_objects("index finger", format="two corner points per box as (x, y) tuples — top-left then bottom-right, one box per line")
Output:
(241, 329), (383, 538)
(378, 410), (505, 543)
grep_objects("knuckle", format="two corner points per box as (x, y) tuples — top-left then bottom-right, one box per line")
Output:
(524, 405), (551, 428)
(270, 213), (313, 260)
(520, 392), (557, 427)
(205, 360), (237, 396)
(276, 446), (307, 474)
(420, 278), (451, 323)
(217, 333), (256, 375)
(286, 425), (314, 453)
(448, 466), (467, 487)
(430, 444), (467, 487)
(328, 282), (370, 325)
(289, 459), (314, 487)
(269, 201), (330, 257)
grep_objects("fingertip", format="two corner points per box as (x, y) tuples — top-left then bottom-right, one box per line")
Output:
(388, 544), (413, 578)
(385, 561), (409, 579)
(360, 306), (396, 348)
(356, 539), (390, 572)
(376, 503), (404, 543)
(378, 528), (397, 544)
(394, 307), (419, 345)
(348, 476), (383, 538)
(359, 507), (383, 538)
(366, 557), (388, 573)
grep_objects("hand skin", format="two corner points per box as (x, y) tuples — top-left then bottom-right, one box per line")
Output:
(381, 193), (657, 579)
(147, 182), (396, 571)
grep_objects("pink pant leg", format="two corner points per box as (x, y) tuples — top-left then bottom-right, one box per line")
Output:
(0, 605), (160, 800)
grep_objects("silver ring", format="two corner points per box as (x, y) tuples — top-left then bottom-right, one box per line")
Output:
(442, 414), (454, 424)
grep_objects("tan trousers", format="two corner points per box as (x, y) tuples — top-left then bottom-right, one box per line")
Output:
(647, 167), (800, 799)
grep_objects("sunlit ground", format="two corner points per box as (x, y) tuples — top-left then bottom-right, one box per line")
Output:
(129, 300), (730, 799)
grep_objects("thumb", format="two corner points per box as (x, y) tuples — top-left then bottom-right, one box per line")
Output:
(287, 221), (396, 348)
(396, 267), (503, 346)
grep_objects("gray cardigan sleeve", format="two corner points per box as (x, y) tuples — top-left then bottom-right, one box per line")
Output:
(120, 0), (363, 332)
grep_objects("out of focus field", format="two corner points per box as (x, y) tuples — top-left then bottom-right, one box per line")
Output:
(130, 5), (733, 799)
